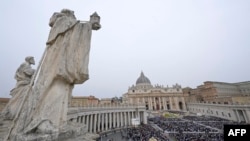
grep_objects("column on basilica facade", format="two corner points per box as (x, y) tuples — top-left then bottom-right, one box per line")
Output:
(175, 97), (179, 110)
(147, 97), (150, 110)
(169, 97), (173, 110)
(140, 111), (143, 123)
(182, 98), (186, 110)
(163, 97), (166, 110)
(138, 111), (141, 123)
(153, 97), (156, 110)
(127, 112), (130, 125)
(150, 97), (153, 110)
(143, 111), (147, 124)
(159, 97), (162, 110)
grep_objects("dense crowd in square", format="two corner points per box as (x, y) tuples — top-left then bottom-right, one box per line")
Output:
(98, 115), (248, 141)
(121, 124), (169, 141)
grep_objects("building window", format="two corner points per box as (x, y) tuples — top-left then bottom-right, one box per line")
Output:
(167, 104), (170, 110)
(216, 111), (218, 115)
(228, 113), (231, 117)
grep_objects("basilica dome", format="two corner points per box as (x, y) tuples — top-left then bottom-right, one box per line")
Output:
(136, 72), (151, 85)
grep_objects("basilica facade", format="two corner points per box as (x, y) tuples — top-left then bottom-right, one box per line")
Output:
(122, 72), (188, 111)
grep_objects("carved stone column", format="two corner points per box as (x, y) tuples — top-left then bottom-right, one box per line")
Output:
(105, 113), (108, 131)
(120, 112), (122, 127)
(234, 110), (239, 122)
(101, 113), (104, 131)
(175, 97), (179, 110)
(86, 115), (89, 132)
(97, 113), (101, 132)
(149, 97), (152, 110)
(93, 114), (97, 133)
(182, 98), (186, 110)
(109, 112), (112, 129)
(143, 111), (147, 124)
(117, 112), (120, 128)
(169, 97), (173, 110)
(121, 112), (124, 127)
(82, 115), (85, 124)
(243, 110), (249, 123)
(124, 112), (127, 126)
(163, 97), (166, 110)
(129, 111), (131, 125)
(89, 114), (93, 133)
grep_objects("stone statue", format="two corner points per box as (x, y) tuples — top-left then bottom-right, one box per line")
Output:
(2, 9), (101, 141)
(1, 56), (35, 120)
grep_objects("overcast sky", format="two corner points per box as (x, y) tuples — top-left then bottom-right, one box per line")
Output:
(1, 0), (250, 99)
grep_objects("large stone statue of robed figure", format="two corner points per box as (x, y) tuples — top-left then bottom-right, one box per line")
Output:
(1, 9), (101, 141)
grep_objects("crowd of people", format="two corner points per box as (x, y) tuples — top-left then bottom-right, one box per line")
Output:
(169, 132), (223, 141)
(150, 117), (218, 133)
(121, 124), (169, 141)
(149, 115), (248, 141)
(183, 115), (245, 130)
(98, 115), (247, 141)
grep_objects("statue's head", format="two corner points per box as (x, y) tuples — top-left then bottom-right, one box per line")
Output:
(61, 9), (76, 19)
(49, 9), (76, 27)
(25, 56), (35, 65)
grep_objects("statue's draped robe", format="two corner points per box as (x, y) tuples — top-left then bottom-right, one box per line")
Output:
(13, 13), (93, 135)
